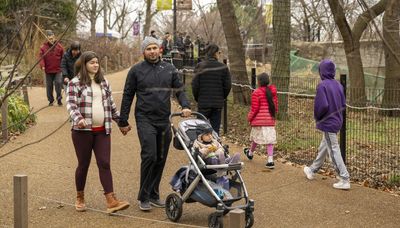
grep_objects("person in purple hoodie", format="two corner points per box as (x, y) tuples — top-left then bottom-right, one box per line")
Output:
(303, 59), (350, 190)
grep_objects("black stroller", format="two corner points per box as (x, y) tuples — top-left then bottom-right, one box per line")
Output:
(165, 112), (255, 228)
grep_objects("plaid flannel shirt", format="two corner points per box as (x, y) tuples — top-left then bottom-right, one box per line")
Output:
(66, 77), (119, 134)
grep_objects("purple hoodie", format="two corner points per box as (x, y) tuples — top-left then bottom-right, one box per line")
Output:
(314, 59), (346, 133)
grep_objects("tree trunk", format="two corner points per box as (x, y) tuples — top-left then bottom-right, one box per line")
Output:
(381, 0), (400, 116)
(216, 0), (251, 105)
(143, 0), (153, 37)
(327, 0), (387, 105)
(271, 0), (291, 120)
(89, 0), (97, 38)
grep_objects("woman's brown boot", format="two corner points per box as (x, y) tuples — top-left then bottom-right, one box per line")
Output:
(75, 191), (86, 212)
(105, 192), (130, 214)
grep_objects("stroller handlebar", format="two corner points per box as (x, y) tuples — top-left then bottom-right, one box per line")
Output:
(169, 111), (208, 123)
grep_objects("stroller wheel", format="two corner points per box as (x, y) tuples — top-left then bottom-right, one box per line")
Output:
(165, 193), (183, 222)
(208, 212), (223, 228)
(245, 212), (254, 228)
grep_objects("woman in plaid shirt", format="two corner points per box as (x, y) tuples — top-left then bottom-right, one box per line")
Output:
(66, 51), (129, 214)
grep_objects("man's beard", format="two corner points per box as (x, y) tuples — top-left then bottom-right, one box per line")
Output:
(145, 55), (160, 63)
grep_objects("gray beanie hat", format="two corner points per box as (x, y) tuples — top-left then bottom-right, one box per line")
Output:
(141, 36), (161, 53)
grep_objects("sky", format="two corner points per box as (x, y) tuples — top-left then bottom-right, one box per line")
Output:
(77, 0), (217, 37)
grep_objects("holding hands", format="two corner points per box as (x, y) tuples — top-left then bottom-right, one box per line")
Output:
(119, 125), (132, 136)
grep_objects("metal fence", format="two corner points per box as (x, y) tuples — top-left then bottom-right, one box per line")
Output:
(275, 76), (400, 188)
(182, 69), (400, 188)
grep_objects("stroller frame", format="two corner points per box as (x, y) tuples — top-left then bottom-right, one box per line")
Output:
(166, 112), (255, 227)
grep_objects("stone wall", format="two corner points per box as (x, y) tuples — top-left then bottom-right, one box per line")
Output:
(291, 40), (385, 76)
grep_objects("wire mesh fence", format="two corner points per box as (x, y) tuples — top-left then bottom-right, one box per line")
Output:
(183, 70), (400, 188)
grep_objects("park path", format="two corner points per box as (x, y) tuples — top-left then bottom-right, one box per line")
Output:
(1, 69), (399, 228)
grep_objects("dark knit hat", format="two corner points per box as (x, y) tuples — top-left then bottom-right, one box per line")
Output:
(198, 124), (213, 135)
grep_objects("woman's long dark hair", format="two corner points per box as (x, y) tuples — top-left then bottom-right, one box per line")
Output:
(75, 51), (104, 85)
(257, 73), (276, 118)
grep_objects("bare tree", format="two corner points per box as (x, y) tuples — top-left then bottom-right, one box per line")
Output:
(271, 0), (291, 119)
(106, 0), (136, 40)
(79, 0), (104, 38)
(381, 0), (400, 116)
(217, 0), (251, 105)
(327, 0), (387, 105)
(143, 0), (158, 37)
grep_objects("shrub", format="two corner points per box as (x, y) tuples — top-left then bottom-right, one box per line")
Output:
(0, 89), (36, 133)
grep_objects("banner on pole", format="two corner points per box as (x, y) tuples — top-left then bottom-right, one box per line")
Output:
(133, 22), (140, 36)
(177, 0), (192, 10)
(265, 3), (273, 26)
(157, 0), (172, 11)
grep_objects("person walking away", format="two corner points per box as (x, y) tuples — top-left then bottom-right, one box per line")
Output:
(66, 51), (130, 213)
(303, 59), (350, 190)
(161, 32), (172, 56)
(39, 30), (64, 106)
(118, 36), (191, 211)
(61, 41), (81, 92)
(191, 43), (231, 135)
(243, 73), (278, 169)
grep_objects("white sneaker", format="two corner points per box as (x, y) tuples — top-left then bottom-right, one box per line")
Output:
(303, 166), (315, 180)
(333, 179), (351, 190)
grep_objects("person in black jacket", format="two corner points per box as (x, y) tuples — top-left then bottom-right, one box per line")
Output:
(118, 36), (191, 211)
(192, 44), (231, 135)
(61, 41), (81, 89)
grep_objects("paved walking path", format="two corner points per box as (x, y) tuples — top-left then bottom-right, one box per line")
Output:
(1, 69), (399, 227)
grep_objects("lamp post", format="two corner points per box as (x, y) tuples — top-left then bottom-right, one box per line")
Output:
(138, 11), (143, 56)
(173, 0), (177, 45)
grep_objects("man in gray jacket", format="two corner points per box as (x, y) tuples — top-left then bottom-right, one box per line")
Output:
(119, 36), (191, 211)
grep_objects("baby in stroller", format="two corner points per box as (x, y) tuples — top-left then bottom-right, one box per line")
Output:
(192, 124), (241, 165)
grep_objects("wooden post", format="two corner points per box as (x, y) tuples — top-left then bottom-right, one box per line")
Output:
(22, 85), (29, 107)
(14, 175), (28, 228)
(223, 213), (231, 227)
(2, 97), (8, 143)
(226, 209), (245, 228)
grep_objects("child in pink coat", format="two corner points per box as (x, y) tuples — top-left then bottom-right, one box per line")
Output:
(244, 73), (278, 169)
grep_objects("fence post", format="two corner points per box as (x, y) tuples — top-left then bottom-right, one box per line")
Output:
(22, 84), (29, 107)
(14, 175), (28, 228)
(223, 58), (228, 135)
(2, 97), (8, 143)
(225, 209), (245, 228)
(251, 68), (256, 89)
(340, 74), (347, 163)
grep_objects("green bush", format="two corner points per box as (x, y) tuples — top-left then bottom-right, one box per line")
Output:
(0, 89), (36, 133)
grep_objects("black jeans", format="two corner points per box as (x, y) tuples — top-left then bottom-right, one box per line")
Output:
(198, 107), (222, 135)
(45, 72), (62, 103)
(136, 120), (172, 202)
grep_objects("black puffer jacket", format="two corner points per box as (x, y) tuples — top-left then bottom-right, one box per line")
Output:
(61, 48), (81, 80)
(192, 58), (231, 108)
(119, 60), (190, 126)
